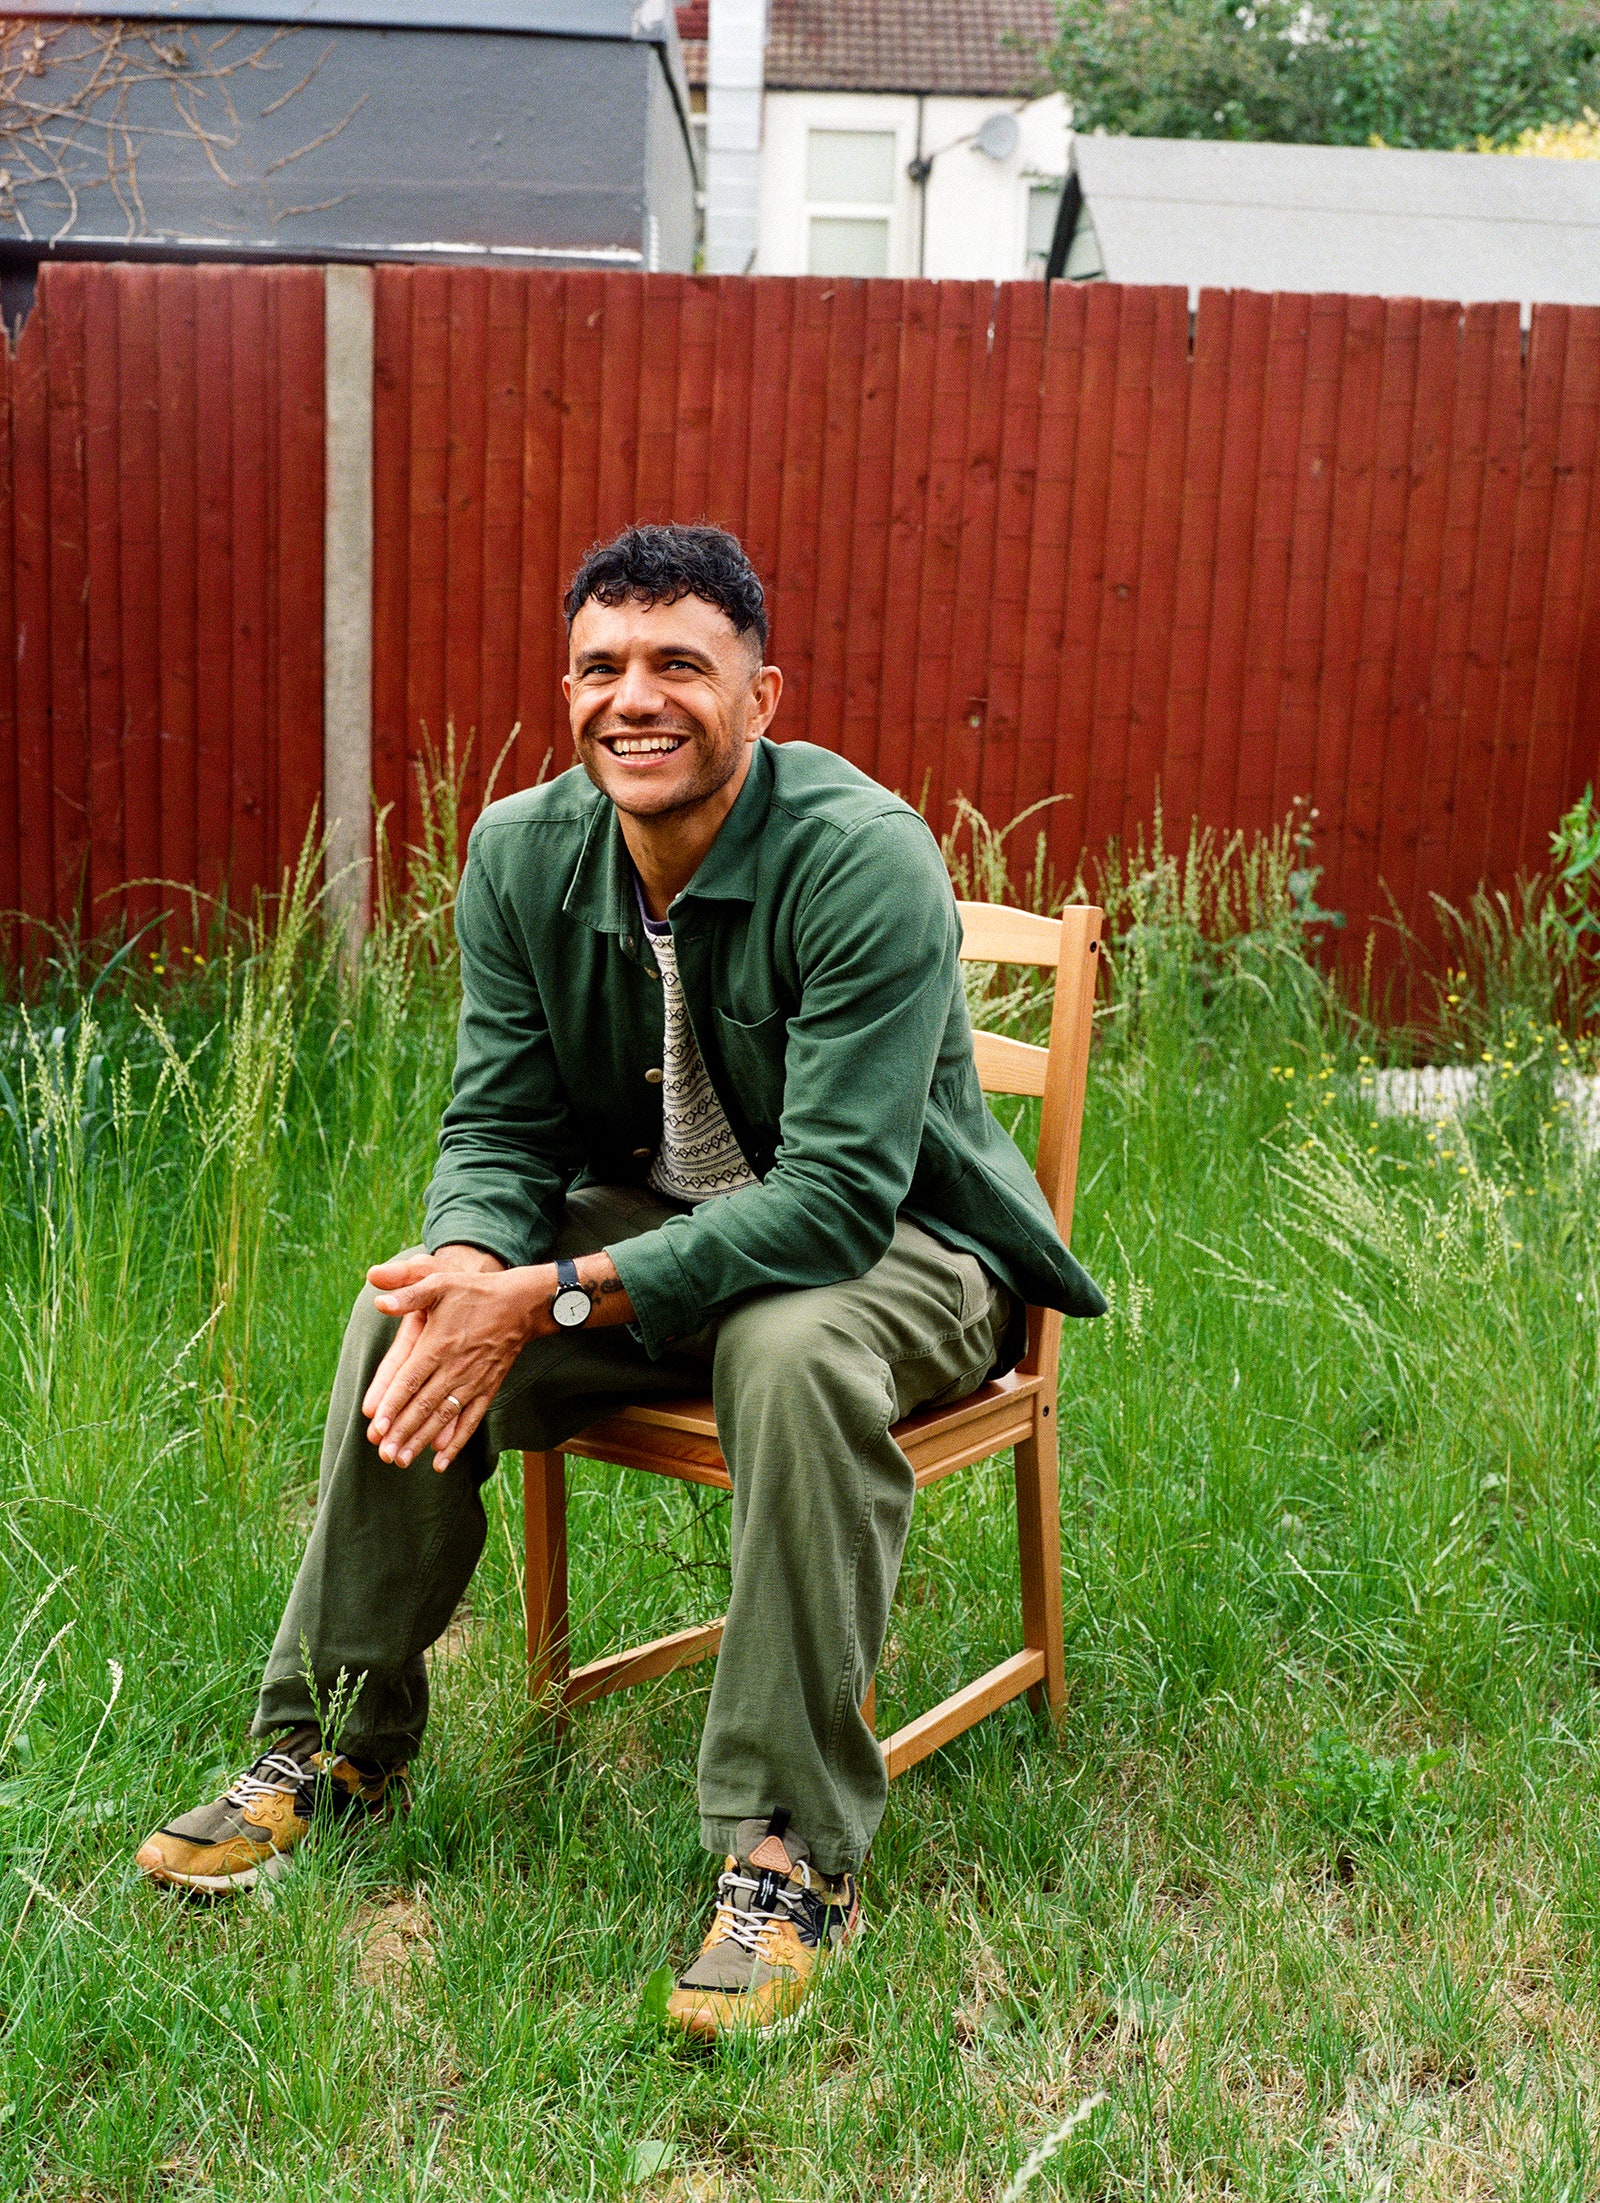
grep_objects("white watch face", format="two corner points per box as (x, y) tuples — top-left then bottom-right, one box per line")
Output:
(551, 1285), (592, 1330)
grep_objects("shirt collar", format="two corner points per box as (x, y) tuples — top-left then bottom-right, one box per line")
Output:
(563, 738), (775, 935)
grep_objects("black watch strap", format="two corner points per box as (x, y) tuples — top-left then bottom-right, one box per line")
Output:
(556, 1257), (579, 1292)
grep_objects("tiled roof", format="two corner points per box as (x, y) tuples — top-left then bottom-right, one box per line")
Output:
(675, 0), (1057, 97)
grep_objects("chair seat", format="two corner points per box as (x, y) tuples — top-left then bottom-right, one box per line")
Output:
(558, 1367), (1047, 1492)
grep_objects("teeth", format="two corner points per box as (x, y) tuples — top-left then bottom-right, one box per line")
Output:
(609, 735), (683, 755)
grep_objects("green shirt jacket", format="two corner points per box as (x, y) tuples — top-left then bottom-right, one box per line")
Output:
(423, 737), (1107, 1360)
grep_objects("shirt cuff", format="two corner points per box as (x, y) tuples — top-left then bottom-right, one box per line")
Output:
(423, 1208), (532, 1273)
(605, 1227), (697, 1357)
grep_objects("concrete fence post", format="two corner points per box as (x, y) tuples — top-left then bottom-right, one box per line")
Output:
(323, 262), (375, 962)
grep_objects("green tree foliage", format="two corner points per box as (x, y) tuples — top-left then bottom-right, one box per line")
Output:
(1044, 0), (1600, 149)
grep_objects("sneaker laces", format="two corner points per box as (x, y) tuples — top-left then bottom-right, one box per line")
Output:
(222, 1748), (319, 1812)
(709, 1859), (815, 1959)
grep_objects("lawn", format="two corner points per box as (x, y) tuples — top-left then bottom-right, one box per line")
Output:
(2, 800), (1598, 2201)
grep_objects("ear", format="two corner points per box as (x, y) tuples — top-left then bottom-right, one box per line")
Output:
(749, 663), (783, 739)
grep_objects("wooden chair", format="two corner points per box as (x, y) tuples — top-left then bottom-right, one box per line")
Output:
(522, 901), (1104, 1777)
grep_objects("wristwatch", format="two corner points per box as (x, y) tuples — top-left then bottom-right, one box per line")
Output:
(550, 1257), (594, 1330)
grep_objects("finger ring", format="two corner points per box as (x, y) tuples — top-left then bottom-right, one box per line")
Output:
(444, 1395), (462, 1415)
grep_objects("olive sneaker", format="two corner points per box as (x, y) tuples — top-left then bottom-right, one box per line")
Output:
(135, 1723), (408, 1896)
(665, 1811), (861, 2043)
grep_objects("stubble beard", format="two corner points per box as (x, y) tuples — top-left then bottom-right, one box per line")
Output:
(578, 719), (746, 821)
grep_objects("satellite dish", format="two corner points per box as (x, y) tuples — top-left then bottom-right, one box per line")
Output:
(973, 113), (1021, 162)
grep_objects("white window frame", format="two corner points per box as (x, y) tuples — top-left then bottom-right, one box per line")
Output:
(804, 126), (898, 277)
(758, 93), (921, 280)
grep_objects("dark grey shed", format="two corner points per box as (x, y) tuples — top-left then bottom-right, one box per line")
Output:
(0, 0), (699, 271)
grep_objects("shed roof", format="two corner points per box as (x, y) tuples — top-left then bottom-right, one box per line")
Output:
(20, 0), (668, 33)
(1071, 134), (1600, 307)
(675, 0), (1056, 96)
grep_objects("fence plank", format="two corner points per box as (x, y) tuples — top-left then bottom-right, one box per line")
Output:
(1491, 306), (1567, 881)
(557, 272), (605, 719)
(806, 278), (868, 756)
(635, 272), (682, 524)
(276, 268), (326, 887)
(444, 270), (490, 814)
(404, 267), (453, 850)
(1310, 296), (1382, 936)
(672, 276), (717, 523)
(980, 280), (1046, 832)
(230, 271), (271, 904)
(741, 279), (794, 626)
(46, 270), (91, 932)
(1273, 290), (1344, 824)
(514, 271), (567, 792)
(1341, 298), (1421, 971)
(1125, 286), (1189, 843)
(1161, 288), (1230, 837)
(12, 285), (51, 940)
(1376, 296), (1459, 940)
(1016, 283), (1084, 845)
(706, 276), (754, 534)
(1447, 301), (1524, 905)
(117, 268), (162, 939)
(874, 279), (937, 802)
(1084, 282), (1156, 855)
(772, 275), (832, 738)
(1054, 283), (1121, 876)
(1235, 290), (1309, 837)
(839, 279), (901, 779)
(83, 264), (126, 943)
(944, 281), (1008, 832)
(1413, 301), (1492, 936)
(479, 269), (527, 799)
(1197, 289), (1270, 831)
(155, 269), (199, 921)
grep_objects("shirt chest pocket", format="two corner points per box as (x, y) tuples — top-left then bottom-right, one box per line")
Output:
(714, 1006), (788, 1127)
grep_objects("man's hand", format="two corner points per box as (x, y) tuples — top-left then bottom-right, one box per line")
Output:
(360, 1244), (634, 1473)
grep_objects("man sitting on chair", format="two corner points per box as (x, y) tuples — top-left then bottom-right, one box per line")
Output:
(136, 522), (1105, 2042)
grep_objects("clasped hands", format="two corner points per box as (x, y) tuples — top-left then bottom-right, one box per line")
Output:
(361, 1243), (632, 1473)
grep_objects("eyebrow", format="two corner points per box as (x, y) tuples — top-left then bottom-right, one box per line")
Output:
(574, 641), (718, 671)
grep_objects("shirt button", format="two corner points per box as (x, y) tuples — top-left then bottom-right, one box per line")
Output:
(633, 1147), (650, 1159)
(644, 1068), (664, 1084)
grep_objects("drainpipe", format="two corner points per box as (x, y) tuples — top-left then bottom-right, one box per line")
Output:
(705, 0), (766, 273)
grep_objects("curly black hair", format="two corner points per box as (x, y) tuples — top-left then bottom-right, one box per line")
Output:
(562, 522), (769, 652)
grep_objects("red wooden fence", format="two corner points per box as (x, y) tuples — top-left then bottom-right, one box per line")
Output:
(0, 262), (323, 948)
(4, 261), (1599, 971)
(370, 268), (1600, 963)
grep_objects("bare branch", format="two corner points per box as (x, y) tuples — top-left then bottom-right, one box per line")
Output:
(261, 88), (367, 177)
(260, 41), (331, 117)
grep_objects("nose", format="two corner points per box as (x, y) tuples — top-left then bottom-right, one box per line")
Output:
(610, 654), (667, 719)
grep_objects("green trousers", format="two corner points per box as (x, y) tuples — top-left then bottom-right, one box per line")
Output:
(253, 1186), (1012, 1874)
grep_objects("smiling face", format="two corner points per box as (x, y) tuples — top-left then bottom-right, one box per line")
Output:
(563, 592), (780, 823)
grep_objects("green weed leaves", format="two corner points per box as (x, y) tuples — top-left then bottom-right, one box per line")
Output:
(636, 1960), (674, 2032)
(1290, 1727), (1452, 1859)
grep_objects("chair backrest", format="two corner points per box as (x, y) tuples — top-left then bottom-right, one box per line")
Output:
(956, 900), (1104, 1381)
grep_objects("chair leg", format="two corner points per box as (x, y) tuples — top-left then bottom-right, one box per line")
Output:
(861, 1679), (876, 1733)
(1014, 1406), (1066, 1718)
(523, 1450), (570, 1712)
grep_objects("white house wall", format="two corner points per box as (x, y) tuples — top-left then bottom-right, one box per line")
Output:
(756, 90), (1069, 281)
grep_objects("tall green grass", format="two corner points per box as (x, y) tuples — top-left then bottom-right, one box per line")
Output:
(0, 773), (1597, 2199)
